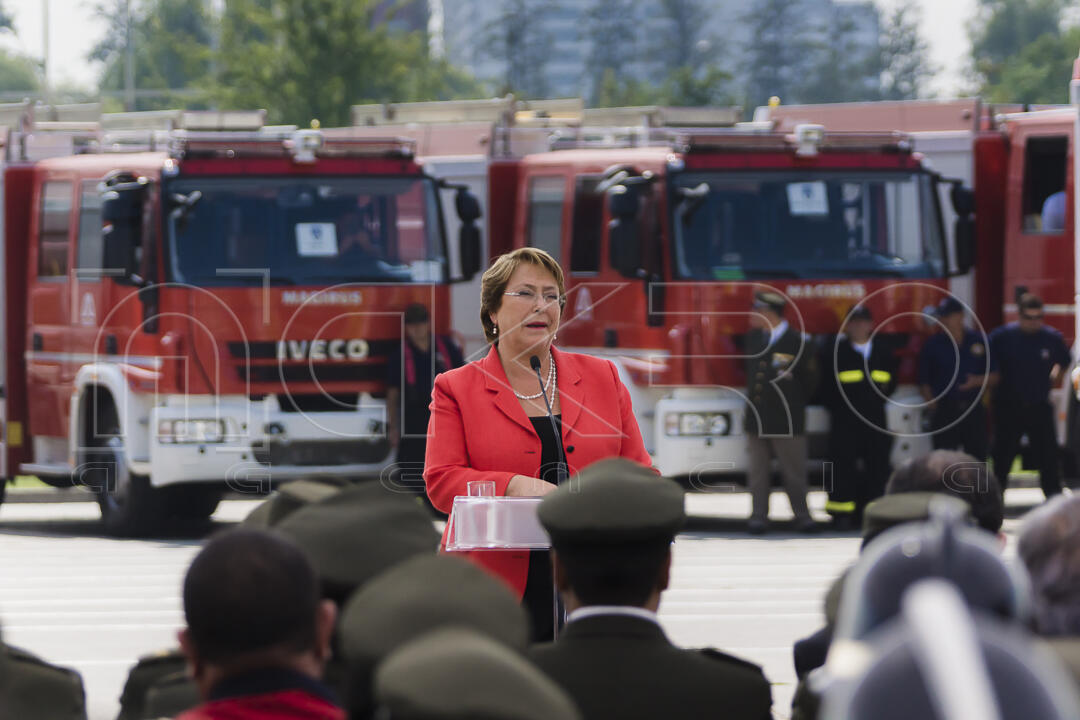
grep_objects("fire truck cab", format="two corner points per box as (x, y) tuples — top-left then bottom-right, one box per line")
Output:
(0, 107), (481, 534)
(488, 123), (973, 478)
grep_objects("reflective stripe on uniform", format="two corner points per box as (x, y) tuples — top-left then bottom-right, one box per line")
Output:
(837, 370), (864, 383)
(825, 500), (857, 513)
(870, 370), (892, 383)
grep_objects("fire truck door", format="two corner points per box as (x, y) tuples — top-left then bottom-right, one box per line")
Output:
(26, 180), (76, 439)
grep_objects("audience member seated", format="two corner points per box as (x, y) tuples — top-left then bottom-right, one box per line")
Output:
(174, 528), (344, 720)
(123, 480), (439, 720)
(338, 554), (529, 719)
(1018, 493), (1080, 684)
(1, 626), (87, 720)
(373, 628), (581, 720)
(820, 579), (1080, 720)
(528, 458), (773, 720)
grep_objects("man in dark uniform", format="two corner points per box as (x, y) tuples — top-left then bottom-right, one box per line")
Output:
(1, 630), (87, 720)
(918, 297), (990, 459)
(745, 291), (819, 534)
(990, 293), (1070, 497)
(338, 554), (530, 718)
(124, 481), (440, 720)
(175, 528), (344, 720)
(373, 628), (581, 720)
(386, 303), (464, 502)
(528, 458), (773, 720)
(824, 306), (898, 529)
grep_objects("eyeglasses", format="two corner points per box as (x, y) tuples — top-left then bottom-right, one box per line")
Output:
(1020, 313), (1044, 321)
(504, 289), (563, 305)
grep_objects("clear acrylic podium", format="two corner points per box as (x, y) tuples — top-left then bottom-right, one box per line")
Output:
(444, 496), (563, 637)
(444, 496), (550, 551)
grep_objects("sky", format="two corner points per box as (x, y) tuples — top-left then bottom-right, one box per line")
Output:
(0, 0), (978, 97)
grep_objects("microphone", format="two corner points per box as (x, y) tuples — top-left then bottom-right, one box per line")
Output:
(530, 354), (569, 484)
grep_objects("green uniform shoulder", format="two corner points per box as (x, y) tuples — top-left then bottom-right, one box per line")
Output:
(116, 648), (187, 720)
(3, 643), (87, 720)
(698, 647), (767, 677)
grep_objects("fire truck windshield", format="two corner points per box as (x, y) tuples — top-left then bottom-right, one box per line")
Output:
(165, 176), (446, 285)
(670, 171), (946, 280)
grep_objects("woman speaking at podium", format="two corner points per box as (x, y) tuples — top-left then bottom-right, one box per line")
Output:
(424, 247), (653, 640)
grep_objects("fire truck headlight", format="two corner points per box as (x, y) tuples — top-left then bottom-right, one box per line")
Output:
(680, 413), (707, 436)
(158, 419), (226, 444)
(665, 412), (732, 437)
(709, 413), (730, 436)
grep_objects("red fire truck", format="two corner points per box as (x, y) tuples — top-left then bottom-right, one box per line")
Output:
(485, 123), (972, 478)
(762, 79), (1080, 474)
(0, 108), (481, 534)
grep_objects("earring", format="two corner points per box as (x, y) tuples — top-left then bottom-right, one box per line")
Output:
(553, 333), (557, 341)
(492, 324), (498, 335)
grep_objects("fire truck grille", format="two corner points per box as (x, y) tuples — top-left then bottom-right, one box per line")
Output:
(251, 439), (389, 466)
(235, 362), (386, 384)
(226, 340), (400, 360)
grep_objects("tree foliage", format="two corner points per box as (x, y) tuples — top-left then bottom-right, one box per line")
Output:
(969, 0), (1078, 102)
(878, 0), (935, 100)
(93, 0), (213, 110)
(802, 13), (881, 103)
(741, 0), (818, 108)
(483, 0), (556, 98)
(215, 0), (481, 126)
(584, 0), (640, 105)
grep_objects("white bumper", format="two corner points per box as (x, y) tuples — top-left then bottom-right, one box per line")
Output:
(148, 394), (390, 487)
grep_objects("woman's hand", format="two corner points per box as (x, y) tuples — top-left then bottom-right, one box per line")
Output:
(506, 474), (558, 497)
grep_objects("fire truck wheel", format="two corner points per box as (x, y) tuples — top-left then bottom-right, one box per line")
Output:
(94, 437), (162, 537)
(163, 485), (222, 522)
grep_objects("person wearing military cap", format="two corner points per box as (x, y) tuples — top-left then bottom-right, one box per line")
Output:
(528, 457), (773, 720)
(745, 290), (819, 534)
(918, 296), (990, 459)
(374, 628), (581, 720)
(0, 630), (88, 720)
(174, 528), (345, 720)
(127, 481), (439, 720)
(822, 305), (899, 529)
(1018, 493), (1080, 685)
(338, 553), (529, 718)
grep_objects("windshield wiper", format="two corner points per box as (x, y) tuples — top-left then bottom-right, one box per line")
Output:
(169, 190), (203, 232)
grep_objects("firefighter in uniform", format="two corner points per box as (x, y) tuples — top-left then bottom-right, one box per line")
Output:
(745, 291), (819, 534)
(918, 297), (989, 460)
(824, 306), (898, 529)
(989, 293), (1070, 497)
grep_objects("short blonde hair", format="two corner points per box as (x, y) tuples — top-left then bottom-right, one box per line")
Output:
(480, 248), (566, 343)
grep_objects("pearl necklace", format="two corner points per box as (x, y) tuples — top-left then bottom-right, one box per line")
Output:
(514, 352), (556, 401)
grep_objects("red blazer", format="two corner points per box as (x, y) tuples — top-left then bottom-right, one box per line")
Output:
(424, 345), (653, 599)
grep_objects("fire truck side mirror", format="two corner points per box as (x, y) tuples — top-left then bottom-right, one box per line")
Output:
(950, 184), (976, 275)
(454, 188), (482, 280)
(102, 180), (148, 284)
(607, 186), (642, 279)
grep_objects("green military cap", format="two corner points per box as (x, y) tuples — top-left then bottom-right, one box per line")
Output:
(273, 481), (439, 596)
(753, 290), (787, 314)
(861, 492), (972, 547)
(1, 640), (87, 720)
(241, 476), (351, 528)
(374, 628), (581, 720)
(538, 457), (683, 547)
(820, 493), (975, 625)
(339, 554), (529, 667)
(116, 648), (187, 720)
(142, 669), (200, 720)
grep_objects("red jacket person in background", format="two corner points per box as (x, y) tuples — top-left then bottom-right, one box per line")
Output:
(175, 529), (344, 720)
(424, 248), (653, 641)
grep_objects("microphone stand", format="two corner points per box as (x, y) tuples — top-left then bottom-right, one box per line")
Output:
(530, 354), (568, 485)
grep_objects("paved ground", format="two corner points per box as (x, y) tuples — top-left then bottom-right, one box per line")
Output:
(0, 487), (1045, 720)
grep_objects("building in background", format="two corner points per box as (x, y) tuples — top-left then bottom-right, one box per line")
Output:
(430, 0), (880, 103)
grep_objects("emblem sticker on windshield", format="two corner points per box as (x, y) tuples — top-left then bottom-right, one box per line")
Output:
(296, 223), (338, 256)
(786, 182), (829, 216)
